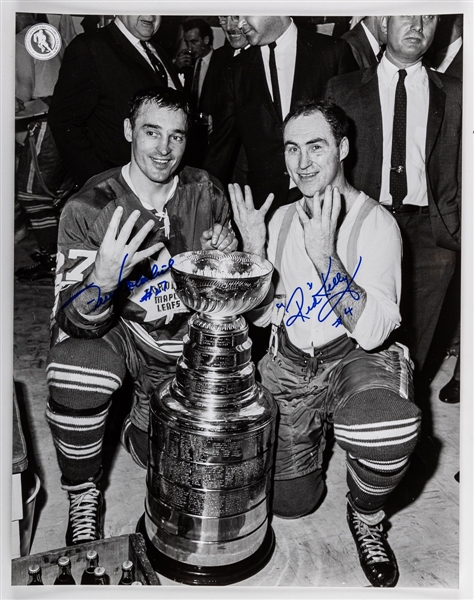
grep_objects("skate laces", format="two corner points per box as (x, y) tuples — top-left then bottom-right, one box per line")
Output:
(351, 512), (390, 564)
(68, 486), (101, 544)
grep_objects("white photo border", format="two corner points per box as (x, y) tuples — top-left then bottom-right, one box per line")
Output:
(1, 2), (472, 599)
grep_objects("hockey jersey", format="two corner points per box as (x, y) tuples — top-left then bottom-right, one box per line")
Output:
(52, 165), (232, 358)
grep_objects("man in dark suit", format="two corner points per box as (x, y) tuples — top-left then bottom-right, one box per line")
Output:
(174, 19), (214, 109)
(173, 18), (214, 168)
(200, 16), (250, 187)
(342, 17), (387, 68)
(48, 15), (183, 188)
(429, 13), (463, 404)
(199, 16), (249, 121)
(326, 15), (461, 375)
(203, 16), (358, 211)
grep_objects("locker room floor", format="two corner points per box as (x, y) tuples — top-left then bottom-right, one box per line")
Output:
(12, 232), (467, 595)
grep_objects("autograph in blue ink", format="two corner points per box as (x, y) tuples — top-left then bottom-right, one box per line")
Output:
(281, 256), (362, 328)
(139, 281), (169, 303)
(61, 255), (174, 310)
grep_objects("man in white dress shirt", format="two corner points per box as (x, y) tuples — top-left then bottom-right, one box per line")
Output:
(229, 99), (421, 588)
(174, 18), (214, 109)
(203, 15), (357, 211)
(173, 18), (214, 167)
(325, 15), (461, 375)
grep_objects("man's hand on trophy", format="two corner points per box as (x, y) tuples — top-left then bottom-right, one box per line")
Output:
(200, 223), (238, 253)
(228, 184), (273, 258)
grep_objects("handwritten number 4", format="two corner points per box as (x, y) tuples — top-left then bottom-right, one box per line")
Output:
(332, 307), (353, 327)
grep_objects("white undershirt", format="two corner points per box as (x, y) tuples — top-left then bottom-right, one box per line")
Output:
(378, 55), (429, 207)
(122, 163), (178, 238)
(252, 193), (402, 352)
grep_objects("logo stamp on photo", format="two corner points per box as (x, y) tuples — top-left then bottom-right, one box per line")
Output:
(25, 23), (61, 61)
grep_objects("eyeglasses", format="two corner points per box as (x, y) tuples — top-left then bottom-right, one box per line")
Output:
(218, 16), (239, 24)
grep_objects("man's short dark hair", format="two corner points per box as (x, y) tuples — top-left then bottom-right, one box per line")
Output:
(283, 99), (349, 146)
(183, 18), (214, 46)
(129, 87), (190, 130)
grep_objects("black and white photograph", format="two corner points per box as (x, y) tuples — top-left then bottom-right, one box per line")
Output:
(1, 1), (472, 598)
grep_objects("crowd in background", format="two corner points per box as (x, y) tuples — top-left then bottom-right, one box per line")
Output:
(14, 12), (462, 396)
(13, 13), (463, 587)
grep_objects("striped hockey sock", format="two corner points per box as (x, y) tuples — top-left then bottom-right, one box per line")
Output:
(334, 388), (421, 513)
(345, 453), (410, 513)
(46, 338), (126, 411)
(46, 400), (110, 484)
(46, 338), (126, 482)
(17, 190), (58, 250)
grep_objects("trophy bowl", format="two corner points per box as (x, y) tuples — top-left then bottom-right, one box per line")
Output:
(171, 250), (274, 317)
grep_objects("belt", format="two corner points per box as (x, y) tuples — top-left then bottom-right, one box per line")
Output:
(386, 204), (429, 214)
(277, 327), (356, 378)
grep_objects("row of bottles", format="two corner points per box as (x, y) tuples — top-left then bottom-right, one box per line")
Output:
(27, 552), (143, 585)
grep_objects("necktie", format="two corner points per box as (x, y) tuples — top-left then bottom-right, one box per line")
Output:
(390, 69), (408, 209)
(376, 44), (386, 63)
(191, 58), (202, 108)
(268, 41), (282, 121)
(140, 41), (168, 86)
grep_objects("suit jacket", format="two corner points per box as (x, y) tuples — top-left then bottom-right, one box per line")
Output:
(444, 44), (463, 81)
(203, 28), (358, 209)
(48, 22), (183, 187)
(183, 45), (241, 170)
(325, 64), (462, 251)
(426, 42), (463, 81)
(341, 22), (378, 69)
(199, 44), (236, 117)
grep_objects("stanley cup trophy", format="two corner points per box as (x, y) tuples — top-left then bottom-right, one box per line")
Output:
(137, 250), (278, 585)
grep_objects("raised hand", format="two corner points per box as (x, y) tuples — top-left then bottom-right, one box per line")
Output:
(90, 207), (164, 293)
(295, 185), (341, 267)
(200, 223), (238, 253)
(228, 183), (274, 257)
(174, 49), (193, 70)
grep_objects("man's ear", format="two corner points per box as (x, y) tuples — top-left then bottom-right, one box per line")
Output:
(204, 36), (210, 47)
(339, 137), (349, 162)
(380, 16), (389, 36)
(124, 118), (133, 143)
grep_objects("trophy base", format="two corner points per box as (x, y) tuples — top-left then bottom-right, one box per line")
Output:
(136, 513), (275, 585)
